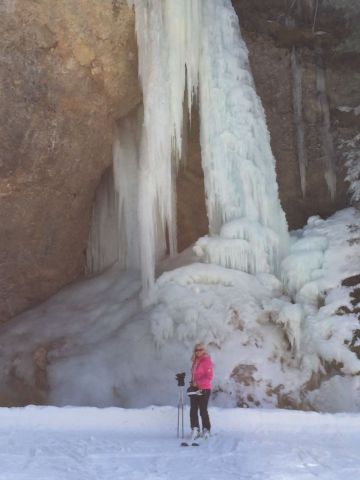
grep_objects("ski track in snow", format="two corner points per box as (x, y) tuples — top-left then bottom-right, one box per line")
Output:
(0, 407), (360, 479)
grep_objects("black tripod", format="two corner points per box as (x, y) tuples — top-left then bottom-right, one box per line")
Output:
(175, 372), (186, 439)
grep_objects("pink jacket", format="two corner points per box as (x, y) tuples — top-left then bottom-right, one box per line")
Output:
(192, 354), (213, 389)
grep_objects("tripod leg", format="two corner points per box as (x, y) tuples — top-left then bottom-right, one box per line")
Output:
(177, 402), (180, 438)
(180, 388), (184, 439)
(181, 401), (184, 438)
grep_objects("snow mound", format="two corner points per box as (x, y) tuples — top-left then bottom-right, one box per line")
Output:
(1, 210), (360, 413)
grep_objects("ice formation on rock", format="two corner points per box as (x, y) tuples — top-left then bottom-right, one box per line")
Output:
(315, 46), (337, 199)
(113, 109), (142, 270)
(197, 1), (289, 275)
(86, 109), (143, 274)
(126, 0), (202, 294)
(339, 133), (360, 204)
(291, 47), (307, 197)
(86, 168), (119, 274)
(124, 0), (289, 294)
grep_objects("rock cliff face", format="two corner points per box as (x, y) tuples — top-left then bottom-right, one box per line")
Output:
(232, 0), (359, 229)
(0, 0), (140, 321)
(1, 0), (359, 321)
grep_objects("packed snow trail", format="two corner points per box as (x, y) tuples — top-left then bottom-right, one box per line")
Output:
(1, 406), (360, 480)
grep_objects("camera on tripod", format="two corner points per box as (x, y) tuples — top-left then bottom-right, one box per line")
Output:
(175, 372), (185, 387)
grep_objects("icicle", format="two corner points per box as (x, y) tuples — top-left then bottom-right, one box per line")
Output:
(315, 45), (337, 199)
(127, 0), (202, 295)
(86, 108), (142, 274)
(194, 237), (270, 274)
(291, 47), (308, 197)
(339, 133), (360, 205)
(86, 167), (119, 274)
(113, 108), (142, 270)
(194, 219), (281, 275)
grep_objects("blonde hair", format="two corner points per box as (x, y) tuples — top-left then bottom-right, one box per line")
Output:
(191, 343), (207, 362)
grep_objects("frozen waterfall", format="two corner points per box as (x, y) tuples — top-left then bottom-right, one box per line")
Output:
(119, 0), (289, 295)
(196, 0), (289, 274)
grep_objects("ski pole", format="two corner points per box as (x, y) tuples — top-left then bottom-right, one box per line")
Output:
(177, 385), (184, 438)
(177, 393), (180, 437)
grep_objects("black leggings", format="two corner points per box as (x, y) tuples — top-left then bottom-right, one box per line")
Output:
(190, 389), (211, 431)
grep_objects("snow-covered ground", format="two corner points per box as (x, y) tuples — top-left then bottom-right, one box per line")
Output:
(1, 405), (360, 480)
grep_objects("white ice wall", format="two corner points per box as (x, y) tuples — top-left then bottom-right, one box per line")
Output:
(117, 0), (289, 294)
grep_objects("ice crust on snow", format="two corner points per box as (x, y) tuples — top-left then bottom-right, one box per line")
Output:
(281, 249), (324, 297)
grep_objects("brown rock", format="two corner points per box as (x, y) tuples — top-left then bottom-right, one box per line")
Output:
(0, 0), (141, 321)
(231, 0), (352, 229)
(176, 107), (208, 251)
(342, 274), (360, 288)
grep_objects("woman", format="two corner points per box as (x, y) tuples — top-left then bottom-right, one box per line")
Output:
(189, 343), (213, 440)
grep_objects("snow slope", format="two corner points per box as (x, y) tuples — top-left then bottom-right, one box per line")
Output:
(1, 208), (360, 411)
(0, 406), (360, 480)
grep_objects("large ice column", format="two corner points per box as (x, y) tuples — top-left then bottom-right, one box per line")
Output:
(196, 0), (289, 274)
(113, 108), (142, 270)
(128, 0), (289, 290)
(127, 0), (202, 293)
(86, 167), (119, 274)
(86, 108), (142, 274)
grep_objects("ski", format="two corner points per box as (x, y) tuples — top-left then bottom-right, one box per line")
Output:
(180, 441), (200, 447)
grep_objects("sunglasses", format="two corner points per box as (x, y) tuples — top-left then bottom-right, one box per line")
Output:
(195, 348), (204, 352)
